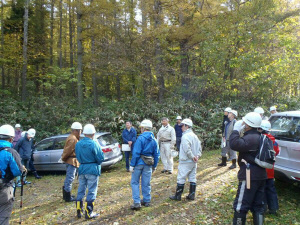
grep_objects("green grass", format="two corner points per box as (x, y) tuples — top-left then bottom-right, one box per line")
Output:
(9, 150), (300, 225)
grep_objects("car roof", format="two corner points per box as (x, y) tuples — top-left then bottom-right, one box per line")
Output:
(270, 111), (300, 117)
(41, 132), (111, 141)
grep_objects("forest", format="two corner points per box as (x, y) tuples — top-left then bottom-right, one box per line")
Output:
(0, 0), (300, 143)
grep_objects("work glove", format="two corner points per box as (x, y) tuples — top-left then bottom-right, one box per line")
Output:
(129, 166), (134, 173)
(233, 120), (245, 132)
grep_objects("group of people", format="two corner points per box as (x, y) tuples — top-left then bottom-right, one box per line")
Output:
(0, 105), (280, 224)
(220, 106), (279, 225)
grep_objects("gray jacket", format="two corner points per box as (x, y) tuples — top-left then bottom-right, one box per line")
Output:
(179, 129), (202, 163)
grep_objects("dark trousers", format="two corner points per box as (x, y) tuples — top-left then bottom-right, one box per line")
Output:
(125, 151), (131, 170)
(29, 158), (36, 172)
(264, 178), (279, 212)
(176, 138), (181, 152)
(233, 179), (266, 215)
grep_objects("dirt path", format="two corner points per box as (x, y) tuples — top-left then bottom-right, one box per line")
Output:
(10, 151), (239, 225)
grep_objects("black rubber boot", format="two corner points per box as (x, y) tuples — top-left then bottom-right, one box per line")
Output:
(253, 213), (264, 225)
(229, 159), (237, 169)
(232, 211), (246, 225)
(85, 202), (99, 219)
(169, 184), (184, 201)
(76, 201), (83, 218)
(186, 182), (196, 200)
(218, 157), (227, 166)
(65, 190), (76, 202)
(33, 171), (42, 179)
(62, 186), (66, 200)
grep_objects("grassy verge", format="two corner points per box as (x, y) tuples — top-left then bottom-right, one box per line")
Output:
(10, 150), (300, 225)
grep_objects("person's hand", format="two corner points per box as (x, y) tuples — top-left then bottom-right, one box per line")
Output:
(193, 156), (198, 163)
(22, 165), (27, 173)
(233, 120), (245, 132)
(128, 141), (132, 147)
(222, 137), (225, 142)
(129, 166), (134, 173)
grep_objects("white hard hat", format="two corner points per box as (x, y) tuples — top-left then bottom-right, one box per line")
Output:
(242, 112), (262, 128)
(83, 124), (96, 134)
(71, 122), (82, 130)
(181, 118), (193, 127)
(254, 107), (264, 114)
(176, 116), (182, 120)
(140, 119), (153, 129)
(229, 110), (238, 117)
(224, 107), (232, 112)
(0, 124), (15, 137)
(260, 120), (271, 131)
(27, 128), (36, 138)
(15, 124), (21, 128)
(21, 131), (26, 137)
(269, 106), (276, 112)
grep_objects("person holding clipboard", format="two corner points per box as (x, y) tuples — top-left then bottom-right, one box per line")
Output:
(122, 121), (137, 172)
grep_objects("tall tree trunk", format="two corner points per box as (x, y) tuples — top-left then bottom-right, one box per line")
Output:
(68, 0), (73, 68)
(1, 0), (4, 90)
(77, 0), (83, 106)
(154, 0), (164, 103)
(21, 0), (29, 101)
(58, 0), (63, 68)
(50, 0), (54, 66)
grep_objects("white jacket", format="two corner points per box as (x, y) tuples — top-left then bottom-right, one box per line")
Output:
(179, 129), (202, 163)
(157, 125), (176, 146)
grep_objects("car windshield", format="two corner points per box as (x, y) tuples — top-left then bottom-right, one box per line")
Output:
(97, 134), (117, 146)
(269, 116), (300, 142)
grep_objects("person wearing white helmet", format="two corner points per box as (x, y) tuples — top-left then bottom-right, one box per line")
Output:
(13, 124), (22, 147)
(269, 106), (277, 115)
(14, 128), (37, 186)
(170, 118), (202, 201)
(254, 107), (268, 120)
(157, 117), (176, 174)
(218, 110), (238, 169)
(258, 120), (280, 215)
(130, 119), (160, 210)
(75, 124), (104, 219)
(26, 128), (42, 179)
(174, 116), (183, 152)
(222, 107), (232, 135)
(61, 122), (82, 202)
(0, 124), (24, 225)
(229, 112), (267, 225)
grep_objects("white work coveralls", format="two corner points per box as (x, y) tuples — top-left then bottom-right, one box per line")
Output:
(177, 129), (202, 184)
(157, 125), (176, 172)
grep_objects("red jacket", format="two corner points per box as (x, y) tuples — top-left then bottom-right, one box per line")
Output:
(264, 133), (280, 179)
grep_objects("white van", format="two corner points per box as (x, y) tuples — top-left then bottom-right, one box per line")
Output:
(269, 111), (300, 183)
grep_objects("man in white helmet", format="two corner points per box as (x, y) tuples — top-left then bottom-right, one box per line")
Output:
(254, 107), (268, 120)
(169, 118), (201, 201)
(269, 106), (277, 115)
(218, 110), (238, 169)
(130, 119), (160, 210)
(0, 124), (25, 225)
(13, 124), (22, 147)
(75, 124), (104, 219)
(229, 112), (267, 225)
(157, 117), (176, 174)
(61, 122), (82, 202)
(174, 116), (183, 152)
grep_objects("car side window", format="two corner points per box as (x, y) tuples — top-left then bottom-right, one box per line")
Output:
(35, 139), (54, 151)
(53, 138), (67, 150)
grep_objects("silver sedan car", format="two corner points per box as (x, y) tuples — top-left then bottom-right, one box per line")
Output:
(33, 132), (123, 171)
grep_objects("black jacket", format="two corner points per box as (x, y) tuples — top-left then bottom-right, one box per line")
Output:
(229, 129), (267, 181)
(222, 115), (230, 134)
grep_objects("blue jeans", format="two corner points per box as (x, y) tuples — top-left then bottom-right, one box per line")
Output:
(76, 174), (99, 202)
(64, 164), (77, 192)
(125, 151), (131, 170)
(264, 178), (279, 211)
(131, 164), (152, 204)
(176, 138), (181, 152)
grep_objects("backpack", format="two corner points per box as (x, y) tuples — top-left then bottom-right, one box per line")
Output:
(255, 134), (276, 169)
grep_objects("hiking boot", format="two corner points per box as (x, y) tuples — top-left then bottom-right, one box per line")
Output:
(130, 203), (141, 210)
(161, 169), (167, 173)
(24, 180), (31, 185)
(218, 157), (227, 166)
(33, 171), (42, 179)
(141, 200), (150, 207)
(229, 159), (237, 169)
(76, 200), (83, 218)
(169, 184), (184, 201)
(186, 182), (196, 200)
(253, 212), (264, 225)
(65, 190), (76, 202)
(233, 211), (246, 225)
(85, 202), (99, 219)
